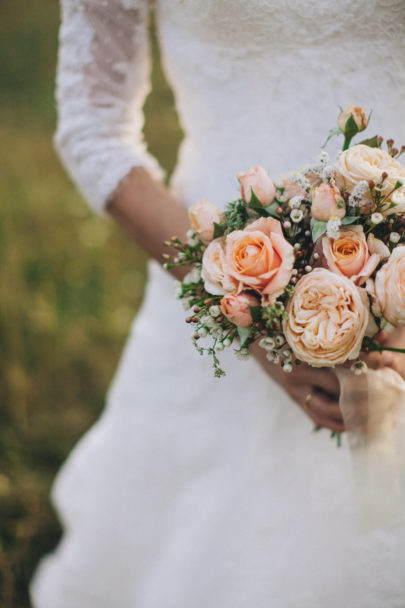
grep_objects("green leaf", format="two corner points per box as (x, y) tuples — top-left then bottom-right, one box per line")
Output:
(264, 201), (282, 218)
(343, 114), (360, 140)
(248, 189), (264, 210)
(311, 219), (327, 242)
(341, 216), (360, 225)
(237, 326), (252, 347)
(213, 222), (225, 239)
(358, 135), (380, 148)
(249, 306), (261, 324)
(322, 127), (341, 148)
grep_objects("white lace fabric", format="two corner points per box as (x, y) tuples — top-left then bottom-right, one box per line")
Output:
(55, 0), (164, 212)
(56, 0), (405, 213)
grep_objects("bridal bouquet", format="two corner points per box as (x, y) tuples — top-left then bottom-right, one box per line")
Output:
(166, 109), (405, 524)
(165, 106), (405, 379)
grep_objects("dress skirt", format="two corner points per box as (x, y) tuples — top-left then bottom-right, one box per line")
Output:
(31, 261), (405, 608)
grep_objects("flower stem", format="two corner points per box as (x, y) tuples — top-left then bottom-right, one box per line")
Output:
(342, 135), (352, 151)
(368, 340), (405, 355)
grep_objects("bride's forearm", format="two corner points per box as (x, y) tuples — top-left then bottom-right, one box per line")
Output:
(106, 167), (190, 280)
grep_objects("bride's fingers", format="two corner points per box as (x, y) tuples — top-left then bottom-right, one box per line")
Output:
(312, 415), (345, 434)
(295, 366), (340, 398)
(361, 350), (385, 369)
(289, 385), (345, 432)
(362, 350), (395, 369)
(309, 391), (344, 425)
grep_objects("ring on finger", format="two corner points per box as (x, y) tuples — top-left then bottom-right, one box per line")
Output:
(304, 393), (312, 409)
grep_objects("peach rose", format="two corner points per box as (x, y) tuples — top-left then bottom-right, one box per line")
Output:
(220, 292), (260, 328)
(201, 237), (236, 296)
(321, 225), (390, 285)
(335, 145), (405, 202)
(338, 105), (367, 134)
(375, 245), (405, 326)
(188, 199), (222, 243)
(311, 183), (346, 221)
(284, 268), (375, 367)
(225, 217), (295, 303)
(277, 171), (321, 200)
(238, 166), (276, 205)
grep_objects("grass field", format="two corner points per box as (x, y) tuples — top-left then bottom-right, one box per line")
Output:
(0, 2), (182, 605)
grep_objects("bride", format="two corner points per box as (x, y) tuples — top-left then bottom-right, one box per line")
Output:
(32, 1), (405, 606)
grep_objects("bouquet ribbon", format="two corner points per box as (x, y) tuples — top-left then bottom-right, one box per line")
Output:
(335, 367), (405, 530)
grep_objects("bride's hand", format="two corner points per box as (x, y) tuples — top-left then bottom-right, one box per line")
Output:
(252, 344), (344, 433)
(362, 327), (405, 379)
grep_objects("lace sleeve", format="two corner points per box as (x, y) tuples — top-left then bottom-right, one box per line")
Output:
(55, 0), (165, 213)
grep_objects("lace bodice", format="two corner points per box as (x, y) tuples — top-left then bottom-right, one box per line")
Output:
(56, 0), (405, 212)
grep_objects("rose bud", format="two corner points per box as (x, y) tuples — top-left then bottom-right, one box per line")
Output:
(238, 165), (276, 205)
(337, 105), (368, 136)
(220, 292), (260, 328)
(188, 199), (222, 244)
(321, 226), (390, 285)
(311, 183), (346, 221)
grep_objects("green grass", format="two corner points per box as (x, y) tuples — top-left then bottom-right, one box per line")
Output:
(0, 2), (182, 606)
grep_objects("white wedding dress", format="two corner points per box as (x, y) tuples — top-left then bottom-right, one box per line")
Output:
(31, 1), (405, 606)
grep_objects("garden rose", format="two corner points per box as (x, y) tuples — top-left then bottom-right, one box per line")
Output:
(225, 217), (294, 303)
(338, 105), (367, 134)
(283, 268), (375, 367)
(220, 292), (259, 328)
(321, 225), (389, 285)
(335, 145), (405, 202)
(188, 199), (222, 243)
(201, 238), (236, 295)
(311, 183), (346, 221)
(375, 245), (405, 326)
(238, 166), (276, 205)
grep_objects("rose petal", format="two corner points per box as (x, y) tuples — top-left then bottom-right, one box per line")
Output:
(246, 217), (283, 238)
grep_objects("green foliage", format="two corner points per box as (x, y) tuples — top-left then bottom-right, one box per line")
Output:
(341, 216), (360, 225)
(213, 222), (225, 239)
(311, 219), (327, 242)
(214, 195), (282, 239)
(223, 199), (248, 233)
(249, 305), (262, 324)
(359, 135), (381, 148)
(322, 127), (341, 148)
(0, 3), (183, 607)
(248, 192), (282, 219)
(264, 201), (283, 218)
(343, 114), (360, 139)
(237, 326), (252, 347)
(261, 302), (288, 331)
(246, 190), (263, 211)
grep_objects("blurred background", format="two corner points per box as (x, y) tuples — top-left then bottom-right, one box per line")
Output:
(0, 1), (182, 605)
